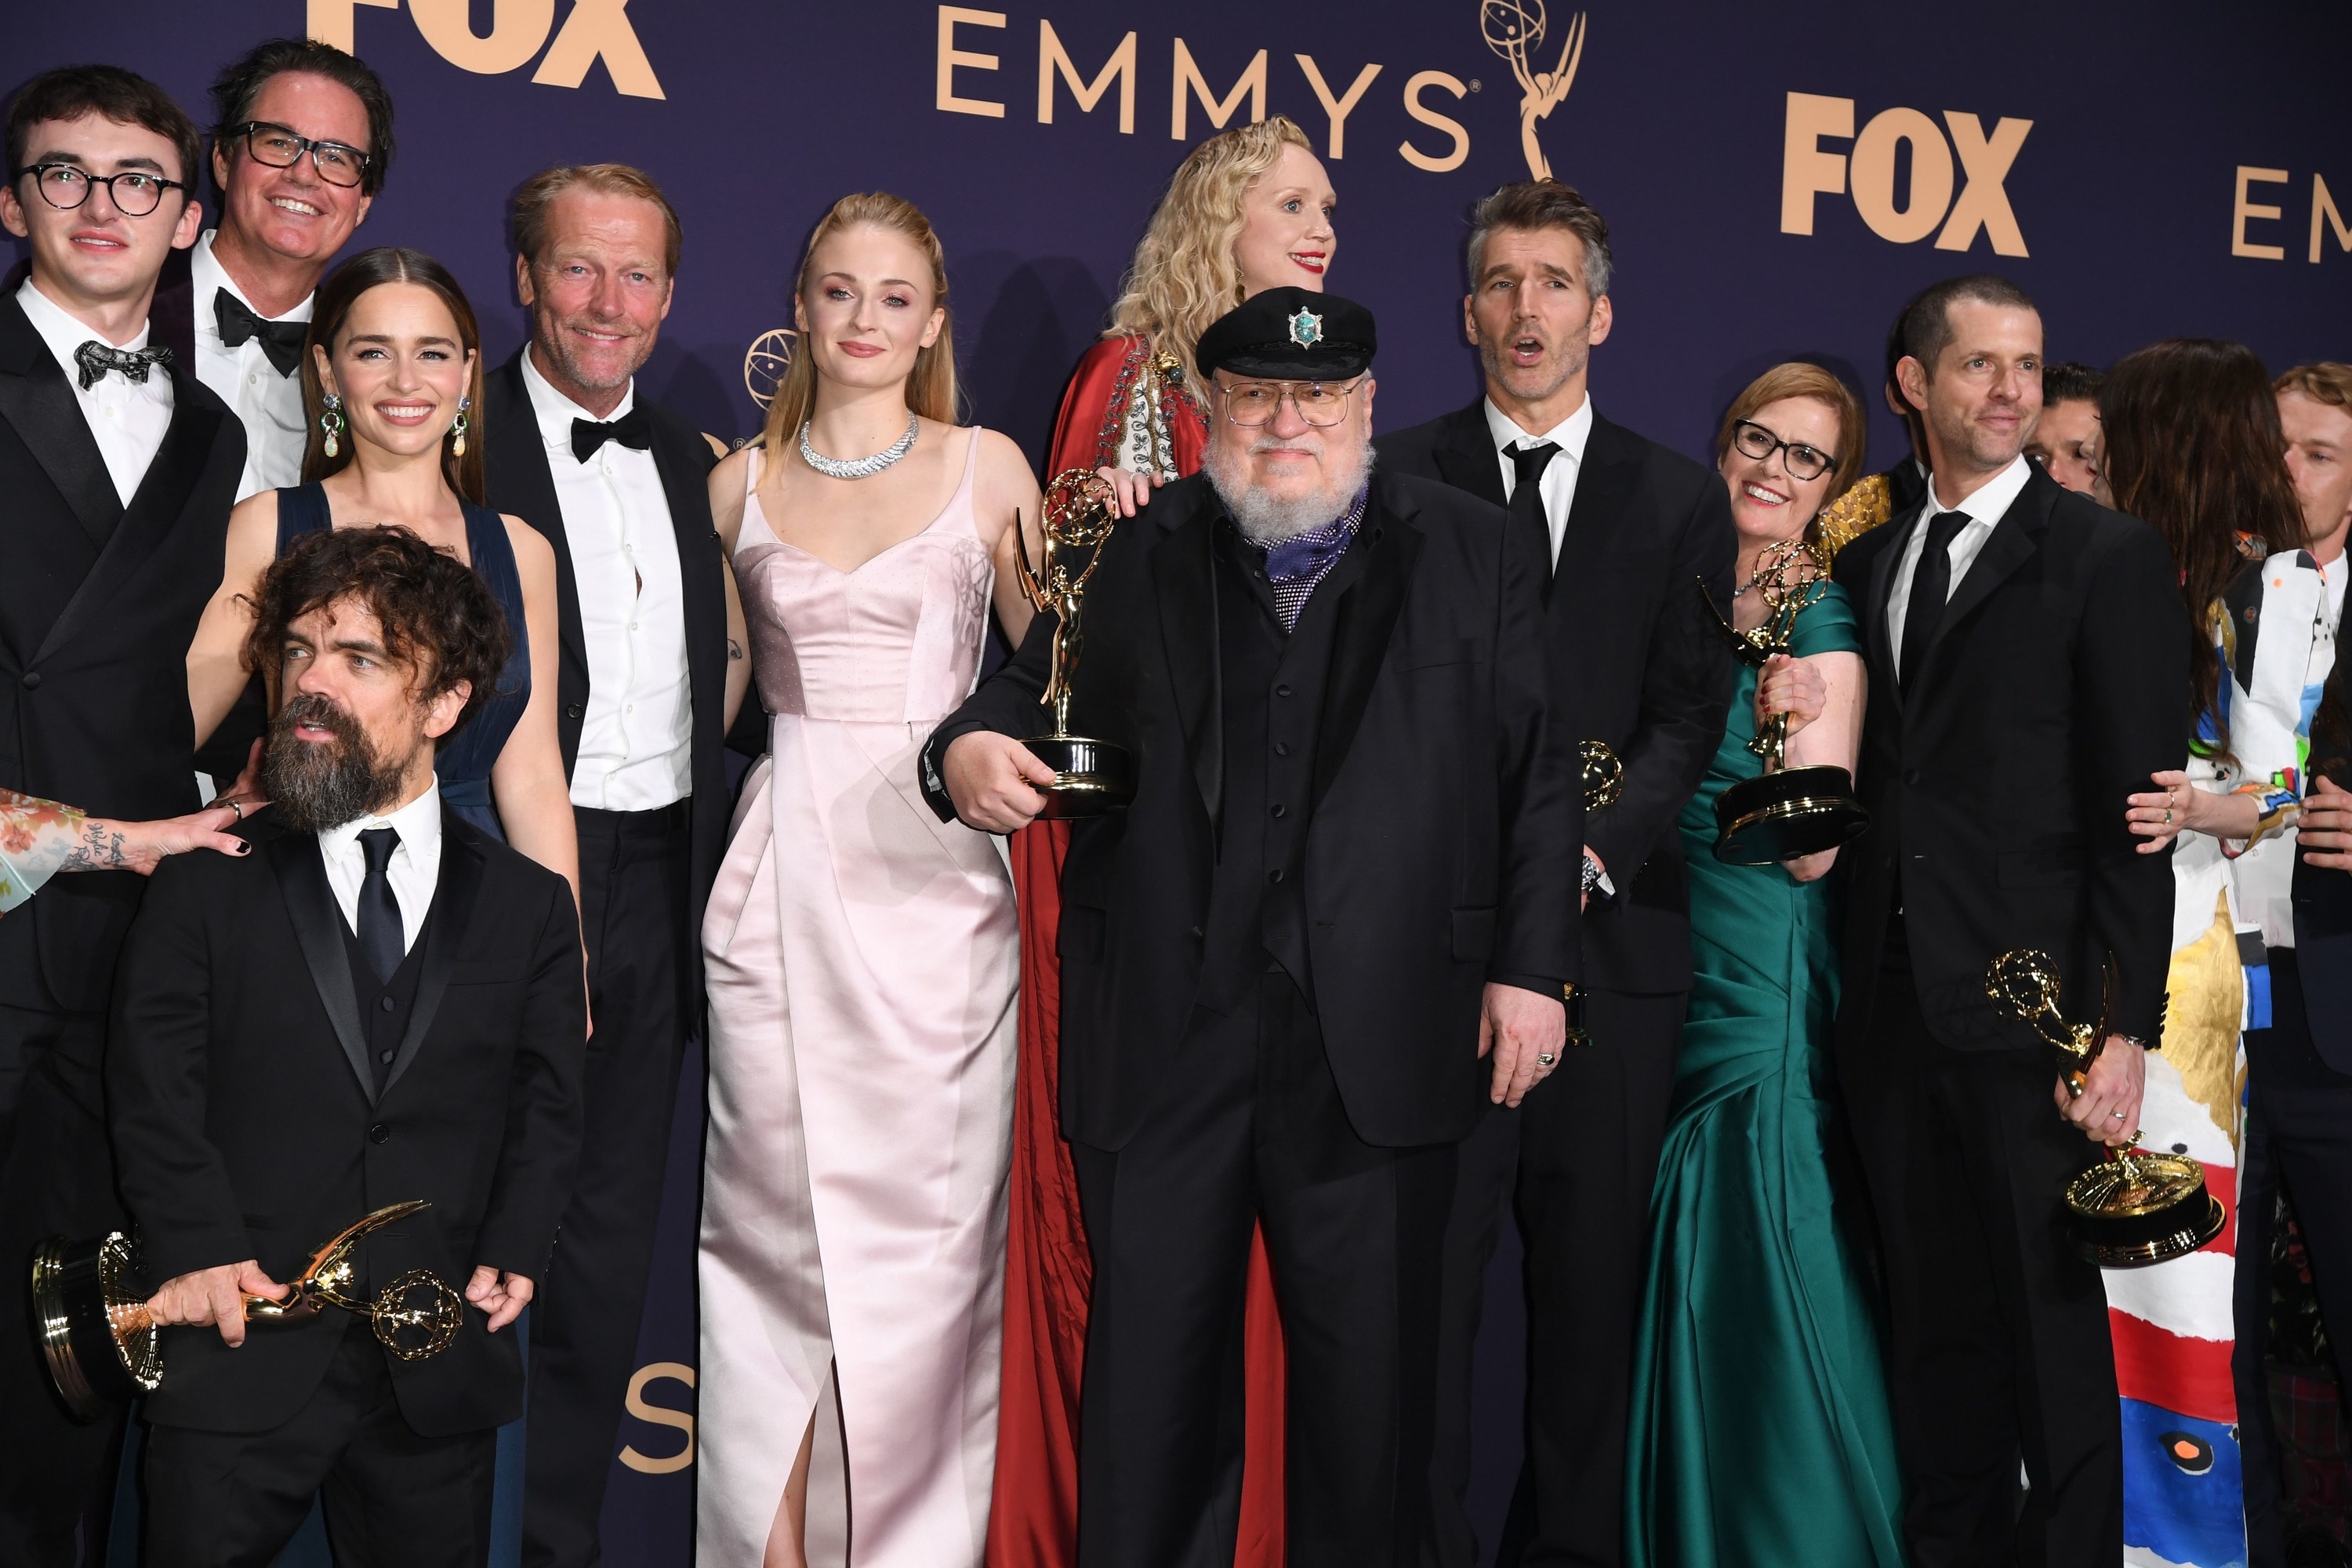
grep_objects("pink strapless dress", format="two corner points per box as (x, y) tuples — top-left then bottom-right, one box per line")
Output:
(699, 431), (1017, 1566)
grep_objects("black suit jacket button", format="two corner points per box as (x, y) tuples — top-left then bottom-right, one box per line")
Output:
(1267, 868), (1286, 884)
(566, 704), (584, 720)
(1903, 768), (1921, 784)
(1270, 803), (1287, 818)
(1189, 924), (1204, 939)
(378, 1049), (394, 1064)
(19, 672), (38, 690)
(1274, 741), (1291, 757)
(1275, 684), (1294, 699)
(368, 1122), (390, 1145)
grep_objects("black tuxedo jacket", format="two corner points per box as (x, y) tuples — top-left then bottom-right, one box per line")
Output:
(2293, 847), (2352, 1075)
(107, 809), (585, 1436)
(0, 288), (243, 1013)
(1377, 401), (1737, 993)
(922, 469), (1577, 1149)
(1831, 465), (2187, 1051)
(481, 351), (728, 939)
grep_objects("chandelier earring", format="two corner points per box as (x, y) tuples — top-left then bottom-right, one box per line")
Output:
(319, 393), (346, 459)
(449, 397), (472, 459)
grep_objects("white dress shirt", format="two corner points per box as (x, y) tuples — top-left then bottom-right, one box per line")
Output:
(189, 230), (311, 501)
(1884, 453), (2036, 677)
(1486, 392), (1594, 568)
(16, 277), (173, 507)
(521, 350), (693, 811)
(318, 781), (443, 955)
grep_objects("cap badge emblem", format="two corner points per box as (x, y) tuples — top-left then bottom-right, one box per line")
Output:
(1287, 307), (1323, 349)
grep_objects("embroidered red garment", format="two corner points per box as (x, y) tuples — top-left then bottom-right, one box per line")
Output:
(985, 336), (1287, 1568)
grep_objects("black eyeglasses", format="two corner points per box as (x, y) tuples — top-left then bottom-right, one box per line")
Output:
(225, 122), (371, 189)
(13, 163), (189, 217)
(1730, 419), (1838, 482)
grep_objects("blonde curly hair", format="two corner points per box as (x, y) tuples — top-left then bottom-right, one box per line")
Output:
(1106, 116), (1315, 390)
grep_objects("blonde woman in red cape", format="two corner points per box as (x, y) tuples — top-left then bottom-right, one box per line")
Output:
(993, 114), (1336, 1568)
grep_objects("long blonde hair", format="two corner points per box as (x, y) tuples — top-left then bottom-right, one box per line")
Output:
(1106, 116), (1314, 389)
(760, 192), (959, 452)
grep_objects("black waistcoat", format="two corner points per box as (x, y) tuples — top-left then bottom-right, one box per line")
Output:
(337, 899), (435, 1098)
(1197, 521), (1361, 1014)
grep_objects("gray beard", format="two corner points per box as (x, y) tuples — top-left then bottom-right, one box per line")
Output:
(1205, 437), (1375, 547)
(259, 694), (416, 834)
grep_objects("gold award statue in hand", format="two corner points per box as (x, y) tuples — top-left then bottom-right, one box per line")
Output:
(1009, 469), (1138, 817)
(32, 1200), (466, 1421)
(1986, 950), (2226, 1267)
(1702, 538), (1870, 866)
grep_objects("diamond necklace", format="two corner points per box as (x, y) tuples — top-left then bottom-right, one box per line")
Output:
(799, 412), (920, 479)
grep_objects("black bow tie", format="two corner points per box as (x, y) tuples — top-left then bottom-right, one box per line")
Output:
(214, 290), (308, 377)
(572, 408), (652, 463)
(74, 339), (172, 391)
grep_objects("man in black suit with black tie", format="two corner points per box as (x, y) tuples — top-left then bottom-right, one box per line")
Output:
(479, 163), (736, 1567)
(1831, 274), (2186, 1565)
(926, 289), (1577, 1564)
(1377, 180), (1736, 1567)
(0, 67), (247, 1563)
(109, 524), (586, 1566)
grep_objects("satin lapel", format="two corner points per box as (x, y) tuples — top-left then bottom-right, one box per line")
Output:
(34, 382), (223, 666)
(1561, 416), (1641, 561)
(383, 813), (483, 1097)
(1917, 475), (2050, 688)
(1432, 404), (1507, 509)
(1150, 495), (1222, 826)
(0, 297), (121, 550)
(1311, 495), (1422, 808)
(651, 414), (726, 768)
(271, 831), (374, 1101)
(488, 357), (586, 773)
(1866, 503), (1914, 697)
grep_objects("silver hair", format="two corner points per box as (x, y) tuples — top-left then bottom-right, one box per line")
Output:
(1204, 434), (1376, 547)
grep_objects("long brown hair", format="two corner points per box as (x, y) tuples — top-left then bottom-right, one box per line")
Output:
(758, 193), (958, 455)
(2101, 339), (2305, 749)
(301, 247), (488, 504)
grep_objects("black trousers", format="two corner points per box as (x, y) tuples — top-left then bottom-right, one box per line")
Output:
(2232, 949), (2352, 1568)
(0, 1001), (129, 1567)
(1069, 969), (1455, 1568)
(521, 801), (692, 1568)
(1440, 986), (1682, 1568)
(1838, 953), (2120, 1568)
(143, 1321), (496, 1567)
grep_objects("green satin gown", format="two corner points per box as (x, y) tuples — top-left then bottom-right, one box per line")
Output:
(1624, 581), (1907, 1567)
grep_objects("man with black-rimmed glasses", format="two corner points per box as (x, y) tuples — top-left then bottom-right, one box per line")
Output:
(0, 64), (246, 1566)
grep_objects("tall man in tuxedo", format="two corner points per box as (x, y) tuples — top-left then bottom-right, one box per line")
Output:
(1377, 180), (1735, 1566)
(479, 163), (735, 1567)
(927, 289), (1577, 1565)
(1831, 274), (2185, 1565)
(0, 67), (246, 1563)
(110, 524), (586, 1566)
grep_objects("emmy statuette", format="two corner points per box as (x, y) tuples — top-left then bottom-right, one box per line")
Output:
(1008, 470), (1138, 817)
(1702, 538), (1870, 865)
(31, 1200), (466, 1421)
(1985, 950), (2226, 1267)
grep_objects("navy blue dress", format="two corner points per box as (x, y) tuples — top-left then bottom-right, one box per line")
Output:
(274, 483), (531, 838)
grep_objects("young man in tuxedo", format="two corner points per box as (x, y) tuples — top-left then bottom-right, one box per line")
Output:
(0, 66), (246, 1564)
(109, 524), (586, 1566)
(478, 163), (738, 1567)
(1376, 180), (1736, 1567)
(1831, 274), (2185, 1564)
(928, 289), (1577, 1563)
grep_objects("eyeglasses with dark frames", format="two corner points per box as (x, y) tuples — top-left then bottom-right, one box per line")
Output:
(1730, 419), (1838, 482)
(13, 163), (189, 217)
(1218, 379), (1364, 429)
(225, 122), (371, 189)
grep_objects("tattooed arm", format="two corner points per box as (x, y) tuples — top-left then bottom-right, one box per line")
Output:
(0, 790), (251, 913)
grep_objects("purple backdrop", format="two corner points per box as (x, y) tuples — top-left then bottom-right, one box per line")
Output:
(13, 2), (2351, 1563)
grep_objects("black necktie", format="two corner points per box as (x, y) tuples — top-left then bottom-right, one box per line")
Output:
(1897, 509), (1972, 693)
(355, 827), (404, 985)
(572, 407), (652, 463)
(74, 339), (172, 391)
(213, 290), (308, 377)
(1507, 440), (1560, 575)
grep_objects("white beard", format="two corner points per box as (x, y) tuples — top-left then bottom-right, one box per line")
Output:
(1205, 435), (1376, 546)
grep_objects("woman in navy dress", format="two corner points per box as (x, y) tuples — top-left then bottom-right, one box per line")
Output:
(190, 248), (575, 899)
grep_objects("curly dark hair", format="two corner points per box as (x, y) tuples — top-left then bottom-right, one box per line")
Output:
(243, 525), (510, 746)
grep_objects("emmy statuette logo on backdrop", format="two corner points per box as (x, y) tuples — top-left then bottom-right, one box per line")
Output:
(1479, 0), (1586, 181)
(743, 329), (797, 412)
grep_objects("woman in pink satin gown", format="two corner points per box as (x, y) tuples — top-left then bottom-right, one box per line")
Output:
(699, 193), (1043, 1568)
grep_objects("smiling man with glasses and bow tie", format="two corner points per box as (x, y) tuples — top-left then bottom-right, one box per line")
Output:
(0, 64), (249, 1566)
(479, 162), (741, 1568)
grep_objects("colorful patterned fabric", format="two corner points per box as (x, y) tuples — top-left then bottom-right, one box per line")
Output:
(0, 789), (84, 915)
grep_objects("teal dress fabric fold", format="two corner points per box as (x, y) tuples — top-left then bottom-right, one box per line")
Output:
(1624, 580), (1907, 1567)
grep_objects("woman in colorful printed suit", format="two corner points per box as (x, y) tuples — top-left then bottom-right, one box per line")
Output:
(0, 791), (249, 913)
(1623, 363), (1904, 1566)
(2125, 354), (2352, 1568)
(991, 114), (1336, 1568)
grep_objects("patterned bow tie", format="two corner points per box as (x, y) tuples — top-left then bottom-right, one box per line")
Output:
(74, 339), (172, 391)
(572, 407), (652, 463)
(214, 289), (309, 376)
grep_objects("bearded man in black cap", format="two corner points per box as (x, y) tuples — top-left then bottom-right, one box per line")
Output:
(923, 288), (1577, 1566)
